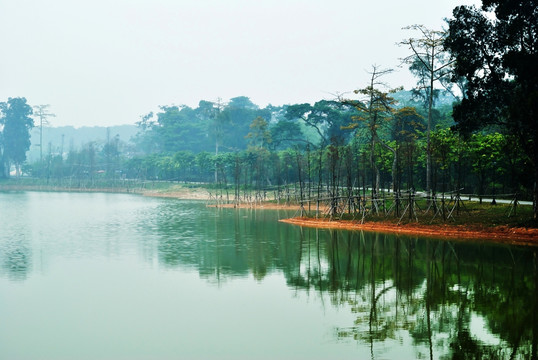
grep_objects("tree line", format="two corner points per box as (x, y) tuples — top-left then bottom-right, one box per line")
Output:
(2, 0), (537, 218)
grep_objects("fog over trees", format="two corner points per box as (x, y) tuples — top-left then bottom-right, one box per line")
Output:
(1, 0), (536, 218)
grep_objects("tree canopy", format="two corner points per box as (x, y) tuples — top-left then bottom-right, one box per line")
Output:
(0, 97), (34, 177)
(445, 0), (538, 217)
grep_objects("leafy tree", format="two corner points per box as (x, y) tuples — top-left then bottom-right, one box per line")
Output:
(445, 0), (538, 218)
(430, 128), (459, 193)
(173, 150), (195, 181)
(392, 107), (426, 190)
(155, 105), (208, 153)
(196, 99), (225, 156)
(468, 132), (504, 201)
(269, 119), (306, 150)
(0, 97), (34, 177)
(220, 96), (261, 150)
(246, 116), (272, 150)
(194, 151), (214, 182)
(285, 100), (354, 147)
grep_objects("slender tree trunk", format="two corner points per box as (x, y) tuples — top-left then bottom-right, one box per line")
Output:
(534, 162), (538, 220)
(426, 60), (434, 195)
(370, 137), (379, 195)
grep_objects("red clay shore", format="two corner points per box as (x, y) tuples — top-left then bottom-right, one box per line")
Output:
(280, 217), (538, 247)
(206, 202), (538, 246)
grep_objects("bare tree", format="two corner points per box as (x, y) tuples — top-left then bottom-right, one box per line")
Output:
(32, 105), (56, 165)
(343, 65), (400, 195)
(400, 25), (453, 195)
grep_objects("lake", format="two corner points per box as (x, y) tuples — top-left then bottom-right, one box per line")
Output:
(0, 191), (536, 359)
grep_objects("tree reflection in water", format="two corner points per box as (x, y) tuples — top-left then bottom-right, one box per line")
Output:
(0, 234), (31, 281)
(292, 228), (537, 360)
(153, 205), (537, 359)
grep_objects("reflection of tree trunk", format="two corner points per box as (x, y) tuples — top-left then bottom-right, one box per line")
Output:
(441, 242), (446, 299)
(426, 240), (434, 360)
(316, 229), (323, 295)
(297, 226), (304, 292)
(330, 230), (339, 292)
(345, 232), (353, 286)
(306, 228), (311, 290)
(395, 238), (401, 327)
(361, 231), (366, 281)
(531, 250), (538, 360)
(381, 235), (387, 287)
(407, 238), (415, 294)
(356, 231), (363, 291)
(369, 233), (377, 359)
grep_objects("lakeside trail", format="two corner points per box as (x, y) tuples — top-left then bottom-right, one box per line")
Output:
(2, 184), (537, 246)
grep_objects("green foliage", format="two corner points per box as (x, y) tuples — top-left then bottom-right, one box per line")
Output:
(0, 97), (34, 177)
(246, 116), (271, 150)
(285, 100), (355, 146)
(269, 118), (305, 150)
(445, 0), (538, 215)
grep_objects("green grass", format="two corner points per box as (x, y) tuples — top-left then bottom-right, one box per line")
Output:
(337, 199), (536, 228)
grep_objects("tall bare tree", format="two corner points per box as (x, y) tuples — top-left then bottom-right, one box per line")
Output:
(400, 25), (453, 195)
(343, 66), (400, 194)
(32, 104), (56, 164)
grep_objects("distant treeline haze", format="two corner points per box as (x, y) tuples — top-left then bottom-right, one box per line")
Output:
(1, 0), (535, 219)
(22, 93), (530, 203)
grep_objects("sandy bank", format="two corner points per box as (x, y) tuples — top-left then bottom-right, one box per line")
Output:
(141, 188), (210, 200)
(0, 183), (210, 200)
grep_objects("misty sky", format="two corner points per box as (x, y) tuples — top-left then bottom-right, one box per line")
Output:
(1, 0), (480, 128)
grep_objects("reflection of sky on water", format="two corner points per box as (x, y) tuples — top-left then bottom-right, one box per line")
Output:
(471, 314), (502, 346)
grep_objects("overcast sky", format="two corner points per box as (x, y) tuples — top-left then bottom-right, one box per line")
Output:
(1, 0), (480, 128)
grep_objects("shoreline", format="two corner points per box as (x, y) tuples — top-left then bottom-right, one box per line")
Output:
(280, 217), (538, 247)
(0, 183), (210, 199)
(2, 184), (537, 246)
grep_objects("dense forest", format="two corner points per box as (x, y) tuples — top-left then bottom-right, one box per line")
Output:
(1, 0), (537, 218)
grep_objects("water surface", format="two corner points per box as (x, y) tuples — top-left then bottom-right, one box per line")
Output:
(0, 191), (536, 359)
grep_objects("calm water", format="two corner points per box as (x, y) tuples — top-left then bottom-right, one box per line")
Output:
(0, 191), (536, 359)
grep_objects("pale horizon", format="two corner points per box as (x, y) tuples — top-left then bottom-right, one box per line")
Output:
(1, 0), (480, 128)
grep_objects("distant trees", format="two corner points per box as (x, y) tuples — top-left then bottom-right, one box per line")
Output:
(0, 97), (34, 177)
(136, 105), (209, 153)
(133, 96), (273, 155)
(246, 116), (272, 150)
(6, 89), (529, 210)
(285, 100), (354, 147)
(3, 0), (535, 222)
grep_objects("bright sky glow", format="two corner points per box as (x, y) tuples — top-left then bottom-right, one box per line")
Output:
(0, 0), (480, 127)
